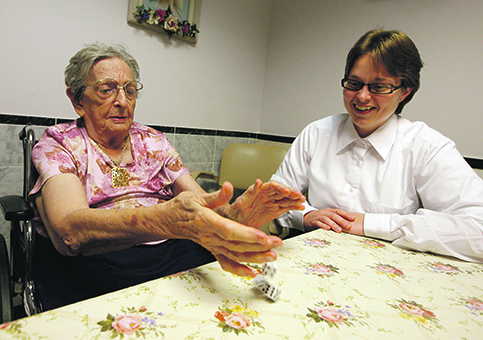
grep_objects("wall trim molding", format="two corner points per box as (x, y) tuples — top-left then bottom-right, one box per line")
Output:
(1, 113), (480, 167)
(0, 113), (295, 143)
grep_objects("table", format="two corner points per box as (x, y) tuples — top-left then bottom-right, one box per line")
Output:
(1, 229), (482, 339)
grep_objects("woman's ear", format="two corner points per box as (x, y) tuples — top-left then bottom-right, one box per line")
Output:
(399, 87), (413, 103)
(66, 87), (85, 117)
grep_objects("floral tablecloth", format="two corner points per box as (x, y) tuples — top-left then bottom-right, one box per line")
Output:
(1, 229), (482, 339)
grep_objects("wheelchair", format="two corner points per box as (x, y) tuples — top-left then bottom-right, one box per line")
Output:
(0, 126), (43, 323)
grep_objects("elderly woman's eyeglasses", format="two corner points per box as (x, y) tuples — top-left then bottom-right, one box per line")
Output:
(341, 78), (403, 94)
(85, 78), (144, 101)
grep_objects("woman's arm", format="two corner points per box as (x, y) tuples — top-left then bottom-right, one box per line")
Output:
(36, 173), (281, 264)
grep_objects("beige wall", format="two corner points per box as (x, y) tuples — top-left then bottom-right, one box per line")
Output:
(261, 0), (483, 159)
(1, 1), (482, 158)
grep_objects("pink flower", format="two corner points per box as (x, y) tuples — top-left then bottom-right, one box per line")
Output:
(376, 265), (404, 276)
(214, 310), (229, 322)
(309, 239), (326, 246)
(225, 313), (251, 330)
(421, 308), (436, 318)
(112, 314), (143, 335)
(155, 9), (167, 20)
(312, 264), (332, 274)
(168, 271), (184, 278)
(433, 263), (456, 273)
(399, 303), (425, 316)
(363, 239), (385, 247)
(315, 307), (345, 325)
(468, 299), (483, 311)
(0, 321), (14, 329)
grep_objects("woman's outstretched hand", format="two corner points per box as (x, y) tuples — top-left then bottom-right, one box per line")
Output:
(224, 180), (306, 229)
(164, 181), (286, 277)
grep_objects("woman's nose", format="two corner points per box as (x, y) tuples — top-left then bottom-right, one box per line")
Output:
(114, 87), (130, 106)
(356, 84), (372, 101)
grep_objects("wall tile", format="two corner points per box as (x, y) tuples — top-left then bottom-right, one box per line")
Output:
(176, 134), (215, 164)
(0, 125), (24, 166)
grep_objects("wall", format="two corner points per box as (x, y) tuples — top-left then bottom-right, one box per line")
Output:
(2, 1), (482, 155)
(1, 1), (483, 245)
(0, 0), (278, 250)
(0, 0), (271, 132)
(261, 0), (483, 159)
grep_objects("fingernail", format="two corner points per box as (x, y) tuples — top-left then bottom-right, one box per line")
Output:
(265, 253), (277, 262)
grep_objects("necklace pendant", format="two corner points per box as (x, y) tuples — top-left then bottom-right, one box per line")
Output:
(111, 167), (130, 187)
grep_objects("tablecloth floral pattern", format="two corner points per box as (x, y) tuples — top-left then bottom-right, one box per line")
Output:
(1, 229), (482, 339)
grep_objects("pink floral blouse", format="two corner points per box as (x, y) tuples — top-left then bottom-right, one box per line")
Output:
(29, 119), (190, 238)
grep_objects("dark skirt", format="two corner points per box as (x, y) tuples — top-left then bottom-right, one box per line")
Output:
(33, 234), (216, 311)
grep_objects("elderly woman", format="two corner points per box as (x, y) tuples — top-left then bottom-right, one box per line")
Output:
(272, 29), (483, 262)
(30, 43), (305, 310)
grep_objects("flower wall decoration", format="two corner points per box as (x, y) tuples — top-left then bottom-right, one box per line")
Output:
(133, 5), (199, 40)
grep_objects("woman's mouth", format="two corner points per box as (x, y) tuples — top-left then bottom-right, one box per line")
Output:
(110, 116), (128, 121)
(353, 104), (375, 114)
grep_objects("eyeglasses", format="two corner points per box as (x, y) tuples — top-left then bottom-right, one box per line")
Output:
(85, 78), (144, 101)
(341, 78), (403, 94)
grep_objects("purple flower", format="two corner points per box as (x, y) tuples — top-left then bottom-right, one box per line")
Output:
(182, 24), (190, 35)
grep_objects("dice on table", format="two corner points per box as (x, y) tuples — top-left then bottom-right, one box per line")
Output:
(261, 262), (277, 278)
(252, 274), (281, 302)
(262, 284), (281, 302)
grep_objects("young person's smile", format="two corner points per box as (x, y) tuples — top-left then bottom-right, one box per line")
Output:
(343, 54), (412, 137)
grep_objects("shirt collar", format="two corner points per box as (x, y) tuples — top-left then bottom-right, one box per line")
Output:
(337, 114), (398, 160)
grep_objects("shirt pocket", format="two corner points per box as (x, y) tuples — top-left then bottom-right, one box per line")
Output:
(369, 201), (419, 215)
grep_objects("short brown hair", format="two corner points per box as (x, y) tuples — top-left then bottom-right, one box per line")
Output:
(344, 29), (423, 114)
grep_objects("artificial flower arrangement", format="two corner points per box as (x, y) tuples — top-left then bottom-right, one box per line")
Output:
(133, 5), (199, 39)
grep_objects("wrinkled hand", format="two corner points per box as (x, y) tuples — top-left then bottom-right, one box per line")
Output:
(224, 180), (305, 229)
(165, 182), (283, 277)
(303, 208), (365, 236)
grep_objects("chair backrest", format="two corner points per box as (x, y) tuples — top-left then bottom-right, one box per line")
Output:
(218, 143), (288, 190)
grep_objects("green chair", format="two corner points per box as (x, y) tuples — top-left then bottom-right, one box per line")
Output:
(192, 142), (294, 238)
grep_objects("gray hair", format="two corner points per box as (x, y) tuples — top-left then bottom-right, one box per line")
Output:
(64, 42), (141, 103)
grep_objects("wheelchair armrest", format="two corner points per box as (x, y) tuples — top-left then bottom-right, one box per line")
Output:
(0, 195), (35, 221)
(191, 170), (219, 182)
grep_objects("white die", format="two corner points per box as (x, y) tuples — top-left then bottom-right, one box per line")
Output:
(262, 262), (277, 278)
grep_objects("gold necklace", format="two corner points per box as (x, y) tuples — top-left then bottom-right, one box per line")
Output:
(95, 136), (130, 187)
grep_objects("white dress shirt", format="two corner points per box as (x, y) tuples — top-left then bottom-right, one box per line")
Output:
(271, 113), (483, 262)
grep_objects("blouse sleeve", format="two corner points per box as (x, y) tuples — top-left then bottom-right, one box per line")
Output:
(270, 123), (318, 231)
(365, 138), (483, 262)
(29, 130), (78, 196)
